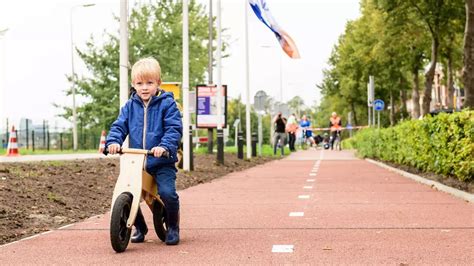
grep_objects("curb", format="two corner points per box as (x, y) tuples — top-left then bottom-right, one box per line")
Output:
(366, 159), (474, 203)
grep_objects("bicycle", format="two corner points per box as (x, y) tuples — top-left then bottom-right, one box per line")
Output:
(331, 131), (342, 151)
(104, 148), (170, 253)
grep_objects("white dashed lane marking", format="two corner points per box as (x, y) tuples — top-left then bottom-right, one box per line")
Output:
(272, 245), (294, 253)
(289, 212), (304, 217)
(298, 195), (310, 199)
(303, 186), (313, 189)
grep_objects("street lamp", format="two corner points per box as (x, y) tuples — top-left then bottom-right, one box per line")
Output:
(70, 3), (95, 151)
(0, 28), (9, 134)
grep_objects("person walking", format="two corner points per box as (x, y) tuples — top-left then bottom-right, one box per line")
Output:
(286, 113), (298, 151)
(273, 112), (287, 155)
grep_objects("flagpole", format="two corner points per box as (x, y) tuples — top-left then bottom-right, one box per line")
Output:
(244, 0), (251, 159)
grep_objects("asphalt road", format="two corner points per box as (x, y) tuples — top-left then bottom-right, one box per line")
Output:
(0, 153), (107, 163)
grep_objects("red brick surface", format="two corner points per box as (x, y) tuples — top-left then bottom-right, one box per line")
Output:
(1, 149), (472, 264)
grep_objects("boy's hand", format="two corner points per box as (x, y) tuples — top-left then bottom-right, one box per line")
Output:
(108, 144), (121, 154)
(151, 146), (167, 158)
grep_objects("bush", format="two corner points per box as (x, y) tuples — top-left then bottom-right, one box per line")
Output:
(341, 137), (356, 150)
(353, 110), (473, 182)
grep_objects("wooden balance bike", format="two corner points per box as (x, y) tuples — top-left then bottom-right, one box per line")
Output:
(104, 148), (169, 253)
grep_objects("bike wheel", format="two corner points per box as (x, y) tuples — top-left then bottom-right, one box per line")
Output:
(152, 200), (168, 242)
(336, 136), (342, 151)
(110, 193), (132, 253)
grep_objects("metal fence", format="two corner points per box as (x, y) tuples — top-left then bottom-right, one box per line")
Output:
(1, 119), (101, 151)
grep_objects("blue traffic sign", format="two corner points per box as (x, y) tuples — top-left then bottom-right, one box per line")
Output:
(374, 99), (385, 111)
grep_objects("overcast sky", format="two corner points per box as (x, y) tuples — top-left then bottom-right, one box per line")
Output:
(0, 0), (360, 130)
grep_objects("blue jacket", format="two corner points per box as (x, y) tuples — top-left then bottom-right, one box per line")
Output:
(106, 91), (182, 172)
(300, 120), (312, 137)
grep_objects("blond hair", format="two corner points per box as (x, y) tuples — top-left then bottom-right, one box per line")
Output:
(131, 57), (161, 83)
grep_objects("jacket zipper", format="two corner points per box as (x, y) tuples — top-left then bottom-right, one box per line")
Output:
(143, 101), (148, 167)
(141, 91), (162, 168)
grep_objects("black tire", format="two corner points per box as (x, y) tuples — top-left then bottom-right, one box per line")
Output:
(110, 193), (132, 253)
(336, 136), (342, 151)
(152, 200), (168, 242)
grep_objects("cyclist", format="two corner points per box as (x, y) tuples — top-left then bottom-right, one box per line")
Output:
(300, 115), (315, 147)
(329, 112), (342, 150)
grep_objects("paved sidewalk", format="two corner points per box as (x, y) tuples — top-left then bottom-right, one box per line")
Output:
(0, 153), (114, 163)
(1, 149), (472, 264)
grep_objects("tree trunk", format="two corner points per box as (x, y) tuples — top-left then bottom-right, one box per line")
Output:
(463, 0), (474, 108)
(400, 88), (408, 119)
(422, 37), (439, 116)
(390, 90), (395, 126)
(447, 50), (455, 109)
(350, 101), (358, 126)
(412, 67), (421, 119)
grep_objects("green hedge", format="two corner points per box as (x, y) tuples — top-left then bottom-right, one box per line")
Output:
(353, 110), (473, 182)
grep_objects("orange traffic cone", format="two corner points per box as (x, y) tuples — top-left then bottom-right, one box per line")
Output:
(6, 126), (20, 156)
(98, 130), (106, 153)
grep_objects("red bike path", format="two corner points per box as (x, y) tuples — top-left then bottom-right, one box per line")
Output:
(1, 149), (473, 264)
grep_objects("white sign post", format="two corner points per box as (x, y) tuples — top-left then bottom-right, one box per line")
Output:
(374, 99), (385, 129)
(367, 83), (372, 127)
(369, 76), (375, 127)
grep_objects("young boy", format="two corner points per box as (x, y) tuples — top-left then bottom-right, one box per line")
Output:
(106, 57), (183, 245)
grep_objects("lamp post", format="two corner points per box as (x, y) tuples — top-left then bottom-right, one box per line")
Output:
(70, 3), (95, 151)
(216, 0), (224, 164)
(0, 28), (8, 135)
(183, 0), (191, 170)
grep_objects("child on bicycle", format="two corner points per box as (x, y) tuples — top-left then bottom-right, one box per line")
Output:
(300, 115), (316, 147)
(106, 57), (183, 245)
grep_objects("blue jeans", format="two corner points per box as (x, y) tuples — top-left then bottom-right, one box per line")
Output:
(151, 165), (180, 213)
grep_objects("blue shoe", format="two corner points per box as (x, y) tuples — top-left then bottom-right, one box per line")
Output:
(131, 208), (148, 243)
(165, 211), (180, 245)
(131, 226), (147, 243)
(166, 227), (180, 245)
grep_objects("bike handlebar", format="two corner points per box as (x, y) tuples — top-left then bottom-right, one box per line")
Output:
(103, 147), (170, 159)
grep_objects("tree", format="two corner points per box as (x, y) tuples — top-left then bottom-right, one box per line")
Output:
(376, 0), (465, 115)
(226, 97), (271, 145)
(57, 1), (225, 132)
(463, 0), (474, 108)
(440, 15), (464, 109)
(318, 1), (402, 127)
(376, 2), (430, 119)
(287, 96), (305, 117)
(318, 0), (465, 127)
